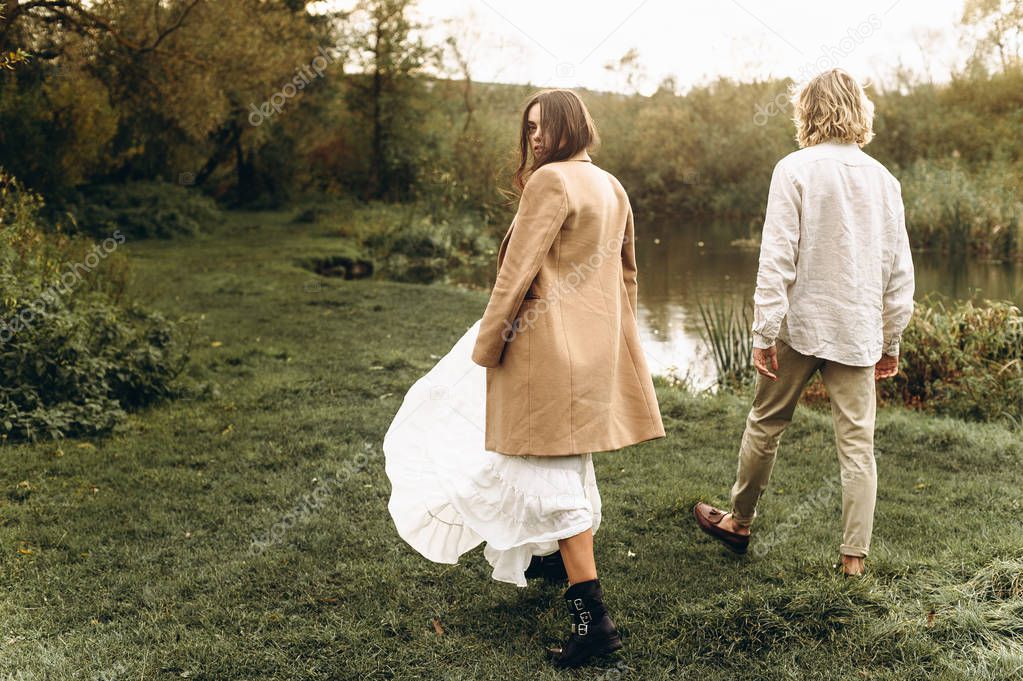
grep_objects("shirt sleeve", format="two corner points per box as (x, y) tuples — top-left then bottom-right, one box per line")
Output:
(471, 168), (568, 367)
(882, 184), (915, 356)
(751, 161), (801, 349)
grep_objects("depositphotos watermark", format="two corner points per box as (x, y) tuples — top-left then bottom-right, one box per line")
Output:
(0, 230), (125, 344)
(753, 14), (882, 127)
(751, 473), (842, 558)
(248, 443), (375, 554)
(500, 231), (631, 343)
(248, 39), (345, 126)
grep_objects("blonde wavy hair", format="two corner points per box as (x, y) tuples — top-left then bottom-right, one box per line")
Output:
(791, 69), (875, 148)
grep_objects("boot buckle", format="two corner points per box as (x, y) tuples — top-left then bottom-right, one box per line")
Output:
(577, 622), (589, 636)
(579, 611), (592, 623)
(572, 598), (584, 611)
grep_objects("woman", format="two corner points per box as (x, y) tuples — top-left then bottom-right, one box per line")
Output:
(384, 88), (665, 668)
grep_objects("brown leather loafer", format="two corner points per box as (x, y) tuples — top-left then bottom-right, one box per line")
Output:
(693, 502), (750, 555)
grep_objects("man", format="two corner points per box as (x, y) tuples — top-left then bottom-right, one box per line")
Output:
(693, 69), (915, 576)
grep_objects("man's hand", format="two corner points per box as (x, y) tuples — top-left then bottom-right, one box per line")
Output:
(875, 354), (899, 380)
(753, 345), (779, 381)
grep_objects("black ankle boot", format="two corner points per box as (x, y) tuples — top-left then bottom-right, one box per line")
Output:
(524, 551), (568, 584)
(549, 579), (623, 668)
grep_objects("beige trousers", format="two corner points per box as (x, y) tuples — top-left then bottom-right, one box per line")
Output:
(729, 340), (877, 557)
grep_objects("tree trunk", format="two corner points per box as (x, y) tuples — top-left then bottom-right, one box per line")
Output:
(235, 124), (258, 205)
(195, 119), (242, 187)
(370, 22), (384, 199)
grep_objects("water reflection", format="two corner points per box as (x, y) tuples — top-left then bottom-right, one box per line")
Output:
(635, 220), (1023, 389)
(456, 219), (1023, 390)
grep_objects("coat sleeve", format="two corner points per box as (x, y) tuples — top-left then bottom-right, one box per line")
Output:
(622, 202), (639, 320)
(471, 168), (568, 367)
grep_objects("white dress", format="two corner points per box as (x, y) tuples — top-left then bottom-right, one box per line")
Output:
(384, 318), (601, 587)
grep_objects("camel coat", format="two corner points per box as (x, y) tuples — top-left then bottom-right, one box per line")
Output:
(470, 150), (666, 456)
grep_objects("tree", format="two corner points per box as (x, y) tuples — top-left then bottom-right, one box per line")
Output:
(963, 0), (1023, 70)
(0, 0), (330, 202)
(0, 7), (27, 68)
(343, 0), (435, 199)
(604, 48), (646, 95)
(0, 0), (202, 56)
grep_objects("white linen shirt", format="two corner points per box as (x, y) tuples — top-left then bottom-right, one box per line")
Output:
(751, 141), (915, 367)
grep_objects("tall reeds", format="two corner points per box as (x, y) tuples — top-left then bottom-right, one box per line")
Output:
(697, 297), (755, 388)
(901, 159), (1022, 260)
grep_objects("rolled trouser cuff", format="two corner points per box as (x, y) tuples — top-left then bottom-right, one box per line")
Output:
(839, 543), (868, 558)
(730, 509), (755, 527)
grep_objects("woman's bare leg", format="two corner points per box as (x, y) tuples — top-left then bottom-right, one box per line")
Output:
(558, 529), (597, 585)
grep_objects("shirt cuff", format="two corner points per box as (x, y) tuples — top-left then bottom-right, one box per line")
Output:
(883, 336), (901, 356)
(752, 331), (776, 349)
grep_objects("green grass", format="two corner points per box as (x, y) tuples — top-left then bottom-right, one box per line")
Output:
(2, 210), (1022, 680)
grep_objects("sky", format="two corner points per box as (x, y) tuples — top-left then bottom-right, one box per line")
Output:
(313, 0), (971, 94)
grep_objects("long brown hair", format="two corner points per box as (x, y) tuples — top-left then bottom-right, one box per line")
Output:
(512, 89), (600, 192)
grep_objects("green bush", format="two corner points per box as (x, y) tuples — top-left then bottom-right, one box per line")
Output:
(700, 293), (1023, 424)
(0, 300), (187, 441)
(1, 171), (190, 441)
(62, 180), (224, 240)
(898, 159), (1021, 259)
(357, 204), (496, 284)
(881, 296), (1023, 423)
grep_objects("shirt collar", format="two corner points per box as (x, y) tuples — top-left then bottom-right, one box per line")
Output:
(819, 140), (860, 149)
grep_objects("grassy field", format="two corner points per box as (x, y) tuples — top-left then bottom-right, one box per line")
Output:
(2, 212), (1022, 681)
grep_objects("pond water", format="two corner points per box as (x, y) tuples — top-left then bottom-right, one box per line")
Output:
(457, 219), (1022, 389)
(635, 220), (1023, 389)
